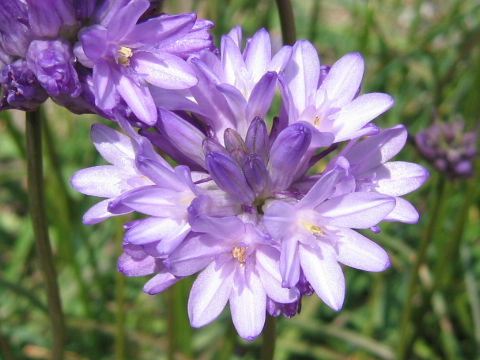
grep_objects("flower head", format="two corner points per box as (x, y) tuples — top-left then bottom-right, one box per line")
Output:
(71, 28), (428, 341)
(416, 117), (477, 179)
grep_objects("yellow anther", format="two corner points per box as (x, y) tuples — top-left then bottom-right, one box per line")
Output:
(313, 115), (321, 127)
(117, 46), (133, 66)
(302, 222), (324, 236)
(232, 246), (248, 264)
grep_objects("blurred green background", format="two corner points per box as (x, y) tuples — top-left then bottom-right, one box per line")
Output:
(1, 0), (479, 359)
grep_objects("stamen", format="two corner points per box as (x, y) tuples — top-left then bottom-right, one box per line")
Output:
(232, 246), (248, 264)
(302, 222), (324, 236)
(313, 115), (321, 127)
(117, 46), (133, 66)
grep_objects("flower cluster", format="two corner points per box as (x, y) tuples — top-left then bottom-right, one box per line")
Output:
(416, 116), (477, 179)
(71, 24), (429, 340)
(0, 0), (214, 121)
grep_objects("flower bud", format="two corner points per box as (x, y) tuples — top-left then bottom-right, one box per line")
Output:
(26, 39), (81, 97)
(0, 59), (48, 111)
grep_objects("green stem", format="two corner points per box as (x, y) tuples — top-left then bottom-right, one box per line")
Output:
(433, 179), (475, 289)
(166, 287), (176, 360)
(42, 111), (94, 317)
(26, 110), (65, 360)
(275, 0), (297, 45)
(395, 175), (446, 360)
(0, 330), (14, 360)
(219, 322), (236, 360)
(115, 218), (126, 360)
(261, 315), (277, 360)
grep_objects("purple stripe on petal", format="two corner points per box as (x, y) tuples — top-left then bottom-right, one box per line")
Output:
(322, 52), (364, 107)
(124, 217), (183, 245)
(299, 244), (345, 311)
(224, 128), (247, 164)
(334, 93), (394, 142)
(246, 71), (277, 122)
(132, 51), (197, 89)
(384, 197), (419, 224)
(90, 124), (136, 168)
(230, 269), (266, 341)
(335, 228), (390, 272)
(242, 154), (268, 194)
(284, 40), (320, 112)
(126, 13), (196, 45)
(317, 192), (396, 228)
(116, 74), (157, 125)
(188, 261), (234, 327)
(70, 165), (135, 197)
(345, 125), (407, 172)
(373, 162), (429, 196)
(92, 60), (117, 110)
(243, 28), (271, 82)
(106, 0), (149, 40)
(245, 117), (269, 162)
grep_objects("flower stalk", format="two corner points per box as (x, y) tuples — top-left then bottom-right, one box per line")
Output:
(275, 0), (296, 45)
(396, 174), (446, 360)
(26, 109), (65, 360)
(261, 315), (277, 360)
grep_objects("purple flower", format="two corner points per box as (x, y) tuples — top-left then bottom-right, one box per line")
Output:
(75, 0), (209, 125)
(26, 39), (81, 97)
(263, 167), (394, 310)
(340, 125), (429, 223)
(280, 40), (394, 142)
(167, 215), (298, 340)
(416, 117), (477, 179)
(0, 0), (31, 57)
(70, 122), (153, 224)
(152, 26), (292, 138)
(25, 0), (77, 38)
(0, 59), (48, 111)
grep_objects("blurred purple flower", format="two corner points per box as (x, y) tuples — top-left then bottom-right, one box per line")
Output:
(416, 117), (477, 179)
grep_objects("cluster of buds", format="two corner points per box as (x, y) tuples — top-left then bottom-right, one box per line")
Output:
(415, 116), (477, 179)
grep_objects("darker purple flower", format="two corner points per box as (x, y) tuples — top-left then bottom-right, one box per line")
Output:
(26, 39), (81, 97)
(416, 117), (477, 179)
(25, 0), (77, 38)
(0, 59), (48, 111)
(0, 0), (31, 57)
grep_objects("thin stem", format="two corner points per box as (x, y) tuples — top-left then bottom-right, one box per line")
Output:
(219, 322), (236, 360)
(166, 287), (176, 360)
(115, 218), (126, 360)
(275, 0), (297, 45)
(42, 111), (94, 317)
(261, 315), (277, 360)
(395, 175), (446, 360)
(26, 110), (65, 360)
